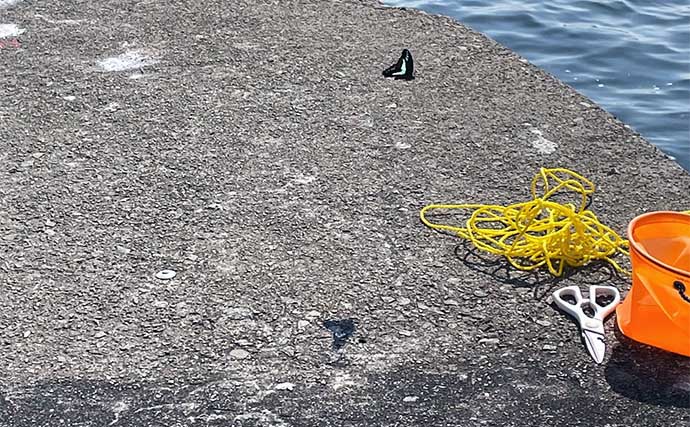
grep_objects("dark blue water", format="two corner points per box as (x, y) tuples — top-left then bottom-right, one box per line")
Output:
(384, 0), (690, 172)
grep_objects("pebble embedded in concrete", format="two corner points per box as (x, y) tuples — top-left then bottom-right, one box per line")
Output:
(229, 349), (251, 360)
(275, 382), (295, 391)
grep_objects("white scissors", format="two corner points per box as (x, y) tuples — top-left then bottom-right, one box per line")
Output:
(552, 285), (620, 363)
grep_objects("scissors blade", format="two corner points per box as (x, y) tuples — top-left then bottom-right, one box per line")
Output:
(582, 330), (607, 364)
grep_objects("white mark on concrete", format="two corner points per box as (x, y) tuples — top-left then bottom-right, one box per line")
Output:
(109, 401), (130, 426)
(128, 72), (149, 80)
(332, 373), (359, 391)
(186, 380), (237, 397)
(133, 403), (198, 414)
(229, 348), (251, 359)
(96, 49), (158, 72)
(63, 95), (76, 101)
(0, 24), (25, 38)
(297, 319), (309, 330)
(403, 395), (419, 402)
(352, 352), (401, 371)
(34, 14), (83, 25)
(151, 300), (169, 308)
(223, 306), (252, 320)
(305, 310), (321, 319)
(514, 383), (540, 392)
(0, 0), (20, 9)
(235, 410), (289, 426)
(274, 382), (295, 391)
(104, 101), (121, 111)
(293, 174), (316, 185)
(190, 414), (230, 422)
(529, 128), (557, 154)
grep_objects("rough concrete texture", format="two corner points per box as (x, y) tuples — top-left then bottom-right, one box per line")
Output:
(1, 0), (689, 426)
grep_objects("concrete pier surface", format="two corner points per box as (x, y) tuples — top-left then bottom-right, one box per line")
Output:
(1, 0), (689, 425)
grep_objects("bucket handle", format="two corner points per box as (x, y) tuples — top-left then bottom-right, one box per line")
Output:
(673, 281), (690, 304)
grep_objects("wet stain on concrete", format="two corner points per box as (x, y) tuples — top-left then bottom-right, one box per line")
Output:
(323, 319), (356, 350)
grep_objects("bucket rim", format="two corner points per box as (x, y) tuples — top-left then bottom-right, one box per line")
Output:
(627, 211), (690, 279)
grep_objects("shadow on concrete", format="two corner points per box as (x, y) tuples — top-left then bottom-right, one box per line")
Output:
(1, 356), (685, 426)
(453, 240), (627, 299)
(605, 330), (690, 409)
(0, 366), (609, 427)
(0, 375), (263, 427)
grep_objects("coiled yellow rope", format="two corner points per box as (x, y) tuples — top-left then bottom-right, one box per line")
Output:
(420, 168), (631, 277)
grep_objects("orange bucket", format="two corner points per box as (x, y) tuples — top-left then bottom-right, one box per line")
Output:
(617, 211), (690, 356)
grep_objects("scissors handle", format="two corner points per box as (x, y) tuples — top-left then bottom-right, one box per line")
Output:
(588, 285), (620, 320)
(552, 285), (620, 324)
(552, 286), (586, 320)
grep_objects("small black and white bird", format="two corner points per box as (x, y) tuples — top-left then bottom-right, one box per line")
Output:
(382, 49), (414, 80)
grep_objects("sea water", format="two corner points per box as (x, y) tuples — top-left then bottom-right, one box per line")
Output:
(384, 0), (690, 172)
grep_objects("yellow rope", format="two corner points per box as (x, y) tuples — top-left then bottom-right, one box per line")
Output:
(420, 168), (631, 277)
